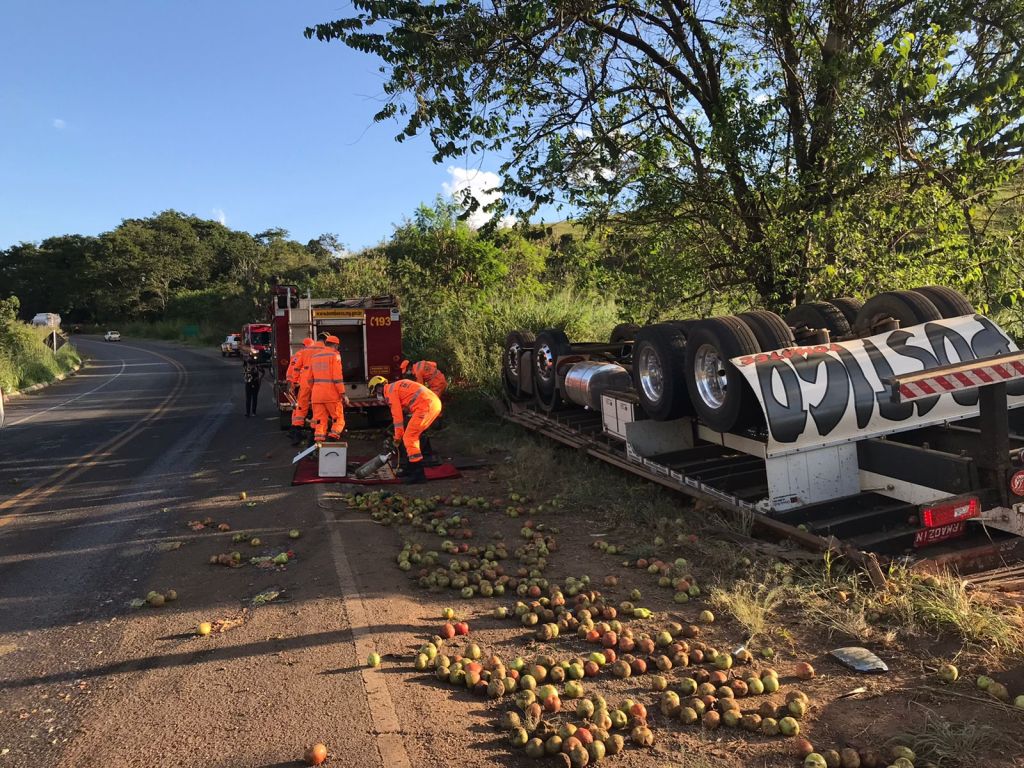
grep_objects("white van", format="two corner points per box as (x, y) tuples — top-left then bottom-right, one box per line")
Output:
(31, 312), (62, 328)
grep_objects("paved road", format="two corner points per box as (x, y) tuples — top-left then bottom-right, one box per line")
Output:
(0, 337), (394, 768)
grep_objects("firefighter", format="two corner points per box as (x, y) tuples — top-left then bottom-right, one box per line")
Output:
(301, 334), (350, 444)
(286, 338), (314, 394)
(400, 359), (448, 398)
(243, 353), (263, 417)
(368, 375), (442, 484)
(290, 337), (323, 442)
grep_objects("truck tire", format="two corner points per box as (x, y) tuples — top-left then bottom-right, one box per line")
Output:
(785, 301), (851, 340)
(684, 316), (760, 433)
(736, 311), (795, 351)
(532, 328), (571, 405)
(854, 290), (942, 335)
(631, 323), (690, 421)
(610, 323), (641, 343)
(911, 286), (974, 319)
(502, 330), (535, 400)
(826, 297), (863, 326)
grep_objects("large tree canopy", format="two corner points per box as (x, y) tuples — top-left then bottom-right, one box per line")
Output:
(308, 0), (1024, 310)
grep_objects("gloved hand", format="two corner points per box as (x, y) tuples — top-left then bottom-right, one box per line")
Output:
(392, 435), (402, 451)
(343, 396), (352, 408)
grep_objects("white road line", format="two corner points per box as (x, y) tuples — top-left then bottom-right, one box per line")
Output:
(7, 359), (127, 427)
(318, 484), (412, 768)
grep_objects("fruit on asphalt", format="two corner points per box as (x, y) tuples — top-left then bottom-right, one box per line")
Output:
(794, 661), (815, 680)
(793, 737), (814, 758)
(366, 652), (382, 668)
(164, 589), (177, 602)
(197, 622), (212, 636)
(840, 747), (861, 767)
(779, 716), (800, 736)
(304, 743), (328, 766)
(938, 663), (958, 683)
(524, 738), (545, 758)
(249, 537), (261, 547)
(147, 593), (165, 607)
(289, 529), (301, 539)
(987, 681), (1010, 702)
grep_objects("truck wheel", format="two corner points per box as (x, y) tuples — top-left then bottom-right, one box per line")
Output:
(532, 328), (571, 405)
(911, 286), (974, 318)
(502, 330), (535, 400)
(631, 323), (690, 421)
(854, 290), (942, 335)
(785, 301), (851, 340)
(826, 297), (863, 326)
(610, 323), (641, 344)
(684, 317), (760, 433)
(736, 311), (795, 351)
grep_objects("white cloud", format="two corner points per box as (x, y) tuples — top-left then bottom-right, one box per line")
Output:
(212, 208), (227, 226)
(52, 118), (65, 130)
(442, 167), (515, 229)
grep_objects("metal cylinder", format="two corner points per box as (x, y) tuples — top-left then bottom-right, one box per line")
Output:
(563, 360), (632, 410)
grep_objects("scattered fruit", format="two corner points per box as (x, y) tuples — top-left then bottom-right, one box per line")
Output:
(197, 622), (212, 636)
(304, 743), (328, 766)
(367, 652), (382, 668)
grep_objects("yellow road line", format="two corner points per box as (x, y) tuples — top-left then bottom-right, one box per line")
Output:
(0, 344), (189, 527)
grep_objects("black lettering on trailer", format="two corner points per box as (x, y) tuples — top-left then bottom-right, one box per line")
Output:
(750, 319), (1019, 444)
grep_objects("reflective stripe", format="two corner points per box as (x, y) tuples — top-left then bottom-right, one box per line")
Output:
(312, 378), (344, 383)
(407, 389), (422, 407)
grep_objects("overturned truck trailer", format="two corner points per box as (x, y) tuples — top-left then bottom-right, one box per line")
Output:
(501, 289), (1024, 571)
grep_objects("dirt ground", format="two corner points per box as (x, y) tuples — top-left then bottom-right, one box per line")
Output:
(6, 398), (1024, 768)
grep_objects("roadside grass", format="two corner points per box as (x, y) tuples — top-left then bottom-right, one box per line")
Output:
(0, 323), (80, 392)
(710, 580), (786, 642)
(899, 708), (1012, 767)
(791, 560), (1024, 659)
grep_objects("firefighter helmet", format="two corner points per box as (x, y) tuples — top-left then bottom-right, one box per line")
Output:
(368, 375), (388, 396)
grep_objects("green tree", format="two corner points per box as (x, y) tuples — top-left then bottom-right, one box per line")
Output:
(308, 0), (1024, 310)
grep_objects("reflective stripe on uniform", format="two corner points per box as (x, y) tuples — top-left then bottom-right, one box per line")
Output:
(407, 389), (422, 407)
(312, 378), (344, 383)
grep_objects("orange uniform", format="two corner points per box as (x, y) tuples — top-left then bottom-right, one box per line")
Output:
(300, 345), (347, 442)
(408, 360), (447, 398)
(291, 341), (323, 428)
(384, 379), (442, 463)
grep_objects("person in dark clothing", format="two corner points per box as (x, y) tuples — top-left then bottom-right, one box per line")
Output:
(243, 355), (263, 417)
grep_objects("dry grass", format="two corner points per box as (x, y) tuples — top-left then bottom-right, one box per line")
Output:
(710, 580), (786, 642)
(899, 708), (1014, 767)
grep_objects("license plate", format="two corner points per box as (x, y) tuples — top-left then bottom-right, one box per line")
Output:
(913, 521), (967, 548)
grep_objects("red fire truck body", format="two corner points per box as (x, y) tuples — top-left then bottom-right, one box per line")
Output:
(267, 285), (402, 426)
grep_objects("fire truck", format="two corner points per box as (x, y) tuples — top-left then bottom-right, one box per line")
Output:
(501, 287), (1024, 572)
(240, 322), (273, 365)
(267, 285), (403, 428)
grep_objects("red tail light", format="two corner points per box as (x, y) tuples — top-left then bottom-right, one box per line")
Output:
(920, 497), (980, 528)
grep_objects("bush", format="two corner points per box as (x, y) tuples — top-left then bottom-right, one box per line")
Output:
(0, 319), (81, 392)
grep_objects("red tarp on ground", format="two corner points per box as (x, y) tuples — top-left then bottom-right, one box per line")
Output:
(291, 458), (461, 486)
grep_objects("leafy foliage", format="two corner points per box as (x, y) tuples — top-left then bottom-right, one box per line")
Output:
(308, 0), (1024, 311)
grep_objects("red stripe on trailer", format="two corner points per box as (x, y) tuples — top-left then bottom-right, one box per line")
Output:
(1012, 361), (1024, 376)
(975, 367), (994, 383)
(916, 379), (936, 395)
(953, 372), (977, 389)
(899, 384), (915, 400)
(936, 376), (957, 391)
(991, 364), (1010, 379)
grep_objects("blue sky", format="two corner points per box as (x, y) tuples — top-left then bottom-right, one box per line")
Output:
(0, 1), (511, 251)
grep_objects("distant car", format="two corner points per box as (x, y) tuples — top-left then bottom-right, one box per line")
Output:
(221, 334), (240, 357)
(31, 312), (62, 328)
(104, 330), (121, 342)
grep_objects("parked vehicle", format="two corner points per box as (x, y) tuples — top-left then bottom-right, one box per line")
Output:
(502, 287), (1024, 569)
(103, 330), (121, 342)
(31, 312), (61, 328)
(265, 285), (403, 428)
(221, 334), (240, 357)
(240, 323), (273, 366)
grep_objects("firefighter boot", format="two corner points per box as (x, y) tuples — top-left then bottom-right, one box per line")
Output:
(420, 435), (440, 467)
(403, 462), (426, 484)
